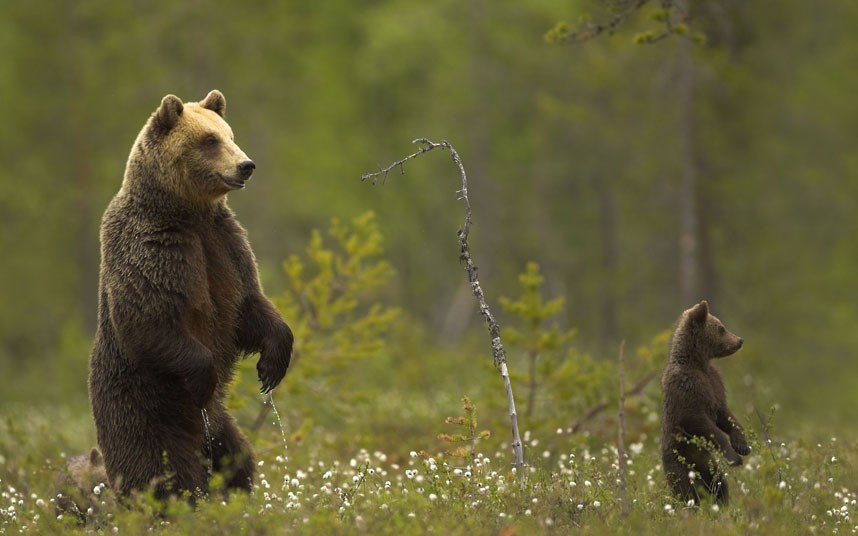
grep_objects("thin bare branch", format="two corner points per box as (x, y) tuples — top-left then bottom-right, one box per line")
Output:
(617, 340), (629, 517)
(360, 138), (440, 186)
(567, 369), (657, 435)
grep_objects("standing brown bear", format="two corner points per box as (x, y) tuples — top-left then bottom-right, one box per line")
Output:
(661, 300), (749, 505)
(89, 90), (293, 499)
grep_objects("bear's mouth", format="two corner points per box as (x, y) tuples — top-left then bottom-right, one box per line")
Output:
(218, 173), (246, 190)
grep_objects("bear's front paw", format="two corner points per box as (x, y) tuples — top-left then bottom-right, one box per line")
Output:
(186, 362), (217, 408)
(257, 329), (293, 394)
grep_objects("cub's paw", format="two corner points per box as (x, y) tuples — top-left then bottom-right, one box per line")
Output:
(733, 442), (751, 456)
(726, 450), (744, 466)
(731, 431), (751, 456)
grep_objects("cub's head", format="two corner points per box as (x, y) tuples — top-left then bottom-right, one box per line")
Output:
(674, 300), (744, 361)
(127, 90), (255, 203)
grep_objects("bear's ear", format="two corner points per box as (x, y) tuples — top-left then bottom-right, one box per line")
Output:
(688, 300), (709, 325)
(201, 89), (226, 117)
(152, 94), (184, 134)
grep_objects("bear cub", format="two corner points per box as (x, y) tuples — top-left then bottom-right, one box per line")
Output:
(661, 300), (749, 505)
(89, 90), (293, 501)
(55, 448), (110, 522)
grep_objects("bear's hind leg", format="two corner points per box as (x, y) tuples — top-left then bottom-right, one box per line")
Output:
(676, 475), (702, 506)
(709, 471), (729, 505)
(695, 465), (729, 505)
(155, 443), (209, 501)
(211, 415), (255, 492)
(665, 465), (701, 506)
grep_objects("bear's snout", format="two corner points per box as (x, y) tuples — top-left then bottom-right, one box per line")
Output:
(737, 338), (744, 348)
(238, 160), (256, 180)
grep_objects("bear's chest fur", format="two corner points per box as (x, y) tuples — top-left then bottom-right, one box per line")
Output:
(662, 361), (727, 424)
(185, 216), (245, 367)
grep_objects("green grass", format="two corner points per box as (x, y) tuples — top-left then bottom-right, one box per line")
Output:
(1, 395), (856, 535)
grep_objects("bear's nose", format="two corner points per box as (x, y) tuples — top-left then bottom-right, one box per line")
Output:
(238, 160), (256, 179)
(737, 338), (744, 348)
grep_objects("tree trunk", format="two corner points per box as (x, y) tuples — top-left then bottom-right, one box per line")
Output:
(677, 32), (699, 306)
(594, 175), (619, 348)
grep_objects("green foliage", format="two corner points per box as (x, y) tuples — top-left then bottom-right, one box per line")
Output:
(3, 403), (858, 534)
(544, 21), (571, 44)
(276, 210), (400, 378)
(500, 262), (609, 419)
(227, 211), (399, 435)
(436, 396), (491, 462)
(500, 262), (574, 353)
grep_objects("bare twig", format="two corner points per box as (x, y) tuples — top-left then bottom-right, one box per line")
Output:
(617, 340), (629, 516)
(361, 138), (439, 186)
(362, 138), (525, 468)
(567, 369), (657, 434)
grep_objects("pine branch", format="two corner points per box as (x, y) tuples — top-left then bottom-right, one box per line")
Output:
(545, 0), (690, 45)
(362, 138), (525, 468)
(546, 0), (652, 44)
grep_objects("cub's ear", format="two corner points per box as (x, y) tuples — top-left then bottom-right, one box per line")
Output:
(152, 94), (184, 135)
(688, 300), (709, 324)
(89, 448), (103, 466)
(201, 89), (226, 117)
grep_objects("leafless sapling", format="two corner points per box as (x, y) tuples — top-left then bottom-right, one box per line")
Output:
(361, 138), (525, 468)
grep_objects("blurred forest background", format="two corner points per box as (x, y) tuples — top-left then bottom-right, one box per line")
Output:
(1, 0), (857, 447)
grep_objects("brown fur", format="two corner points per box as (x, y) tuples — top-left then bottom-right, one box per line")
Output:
(661, 300), (749, 505)
(88, 90), (293, 500)
(55, 448), (110, 522)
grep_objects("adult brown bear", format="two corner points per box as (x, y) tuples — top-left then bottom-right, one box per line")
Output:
(89, 90), (293, 499)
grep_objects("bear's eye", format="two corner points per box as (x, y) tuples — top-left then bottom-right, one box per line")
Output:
(204, 135), (219, 147)
(718, 326), (726, 335)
